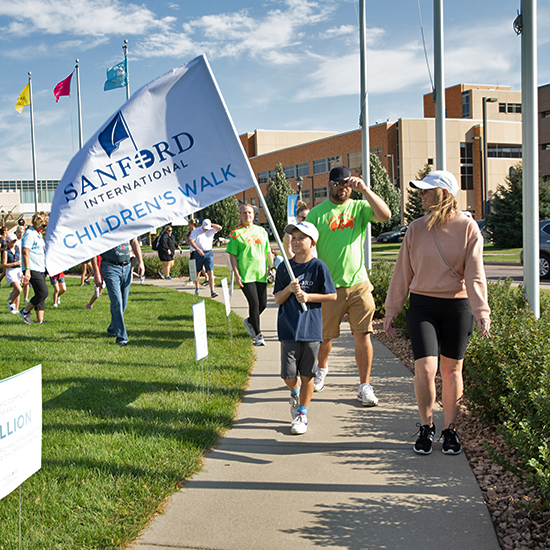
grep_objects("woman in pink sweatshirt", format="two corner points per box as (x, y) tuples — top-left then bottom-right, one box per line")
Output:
(384, 170), (491, 456)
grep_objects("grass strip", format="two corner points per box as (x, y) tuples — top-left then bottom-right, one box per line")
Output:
(0, 278), (254, 550)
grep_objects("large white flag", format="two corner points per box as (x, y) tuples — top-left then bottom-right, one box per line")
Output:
(45, 55), (255, 275)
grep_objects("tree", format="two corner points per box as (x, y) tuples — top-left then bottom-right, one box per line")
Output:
(405, 164), (432, 224)
(200, 195), (240, 238)
(352, 153), (401, 236)
(265, 162), (294, 238)
(486, 163), (550, 248)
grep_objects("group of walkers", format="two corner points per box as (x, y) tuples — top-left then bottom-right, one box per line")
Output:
(2, 164), (491, 452)
(228, 166), (491, 451)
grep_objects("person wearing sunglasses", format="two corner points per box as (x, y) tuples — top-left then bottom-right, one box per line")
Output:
(305, 166), (391, 406)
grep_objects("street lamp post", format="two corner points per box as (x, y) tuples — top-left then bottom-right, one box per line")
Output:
(482, 97), (498, 217)
(296, 176), (303, 201)
(384, 154), (395, 186)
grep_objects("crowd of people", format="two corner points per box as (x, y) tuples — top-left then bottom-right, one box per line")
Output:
(1, 165), (490, 449)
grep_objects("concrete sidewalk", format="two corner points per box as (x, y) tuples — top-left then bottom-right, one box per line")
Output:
(131, 277), (499, 550)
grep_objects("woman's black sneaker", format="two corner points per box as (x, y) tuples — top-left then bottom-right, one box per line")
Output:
(413, 423), (436, 454)
(441, 425), (462, 455)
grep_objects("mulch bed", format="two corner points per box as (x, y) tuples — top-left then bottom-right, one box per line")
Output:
(372, 319), (550, 550)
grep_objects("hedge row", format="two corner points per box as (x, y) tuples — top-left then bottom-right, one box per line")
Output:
(367, 261), (550, 506)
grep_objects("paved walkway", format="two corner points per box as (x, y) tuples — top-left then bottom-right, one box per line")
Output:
(130, 276), (499, 550)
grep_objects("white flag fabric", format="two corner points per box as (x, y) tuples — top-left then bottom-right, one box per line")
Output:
(45, 55), (255, 275)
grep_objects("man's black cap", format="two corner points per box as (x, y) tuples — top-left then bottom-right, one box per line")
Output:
(329, 166), (352, 182)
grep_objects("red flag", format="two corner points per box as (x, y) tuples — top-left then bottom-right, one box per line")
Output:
(53, 72), (73, 102)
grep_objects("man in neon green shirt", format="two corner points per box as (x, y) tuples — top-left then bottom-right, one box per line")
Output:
(306, 166), (391, 405)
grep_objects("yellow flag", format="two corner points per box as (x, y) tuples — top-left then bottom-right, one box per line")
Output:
(15, 83), (30, 113)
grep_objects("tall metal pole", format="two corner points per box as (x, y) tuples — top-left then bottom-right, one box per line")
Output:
(482, 97), (498, 217)
(434, 0), (446, 170)
(359, 0), (371, 268)
(75, 59), (83, 150)
(123, 39), (130, 101)
(28, 72), (39, 213)
(521, 0), (540, 317)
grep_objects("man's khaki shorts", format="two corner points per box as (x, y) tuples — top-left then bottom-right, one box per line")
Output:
(321, 280), (375, 340)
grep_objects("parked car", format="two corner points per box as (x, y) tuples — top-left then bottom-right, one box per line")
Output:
(377, 225), (408, 243)
(520, 219), (550, 279)
(476, 219), (491, 244)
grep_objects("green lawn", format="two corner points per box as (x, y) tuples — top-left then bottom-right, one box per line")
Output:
(0, 278), (254, 550)
(371, 242), (521, 263)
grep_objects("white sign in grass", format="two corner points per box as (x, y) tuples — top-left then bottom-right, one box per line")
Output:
(0, 365), (42, 500)
(189, 258), (197, 282)
(192, 301), (208, 361)
(221, 278), (231, 317)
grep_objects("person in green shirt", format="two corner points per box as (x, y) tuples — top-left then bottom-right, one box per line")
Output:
(306, 166), (391, 405)
(228, 204), (274, 346)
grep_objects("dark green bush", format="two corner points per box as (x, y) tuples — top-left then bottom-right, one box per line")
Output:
(464, 280), (550, 505)
(368, 260), (408, 331)
(144, 254), (189, 278)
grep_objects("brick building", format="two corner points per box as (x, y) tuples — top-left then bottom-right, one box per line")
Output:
(240, 83), (524, 223)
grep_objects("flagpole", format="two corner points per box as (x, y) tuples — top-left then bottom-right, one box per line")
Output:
(123, 39), (130, 100)
(253, 181), (307, 312)
(75, 60), (83, 149)
(28, 72), (39, 213)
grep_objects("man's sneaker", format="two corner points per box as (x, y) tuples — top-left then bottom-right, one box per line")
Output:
(201, 280), (209, 286)
(289, 394), (300, 419)
(194, 288), (200, 296)
(413, 423), (436, 455)
(85, 304), (93, 309)
(441, 425), (462, 455)
(211, 291), (218, 298)
(8, 303), (17, 314)
(18, 309), (33, 324)
(140, 276), (146, 284)
(243, 317), (256, 338)
(253, 334), (266, 346)
(158, 270), (165, 279)
(313, 367), (328, 392)
(290, 413), (308, 435)
(357, 383), (379, 407)
(53, 303), (58, 308)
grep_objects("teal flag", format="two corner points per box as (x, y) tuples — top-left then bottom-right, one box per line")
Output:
(104, 60), (127, 91)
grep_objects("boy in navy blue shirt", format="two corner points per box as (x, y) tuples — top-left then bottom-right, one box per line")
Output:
(274, 222), (336, 434)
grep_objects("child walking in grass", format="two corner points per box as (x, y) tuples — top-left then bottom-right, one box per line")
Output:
(273, 222), (336, 435)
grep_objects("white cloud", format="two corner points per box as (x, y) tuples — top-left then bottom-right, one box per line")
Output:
(0, 0), (175, 36)
(136, 0), (336, 63)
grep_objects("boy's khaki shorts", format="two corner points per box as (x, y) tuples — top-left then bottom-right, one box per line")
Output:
(321, 280), (375, 340)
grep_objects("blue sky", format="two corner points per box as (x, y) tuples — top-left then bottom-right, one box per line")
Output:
(0, 0), (548, 180)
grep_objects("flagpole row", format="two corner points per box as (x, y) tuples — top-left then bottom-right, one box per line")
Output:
(28, 72), (39, 214)
(75, 60), (83, 150)
(124, 39), (130, 101)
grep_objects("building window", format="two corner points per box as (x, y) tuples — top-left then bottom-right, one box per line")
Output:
(462, 91), (471, 118)
(460, 142), (474, 190)
(348, 151), (361, 168)
(296, 163), (309, 177)
(313, 158), (328, 175)
(250, 197), (256, 206)
(427, 158), (434, 165)
(301, 189), (310, 201)
(499, 103), (522, 114)
(258, 171), (269, 184)
(328, 155), (341, 170)
(487, 144), (522, 158)
(284, 165), (296, 179)
(370, 146), (383, 161)
(314, 187), (328, 200)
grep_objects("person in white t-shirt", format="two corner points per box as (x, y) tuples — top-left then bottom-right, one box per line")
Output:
(189, 219), (222, 298)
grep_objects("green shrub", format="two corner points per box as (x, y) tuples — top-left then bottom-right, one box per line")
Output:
(368, 260), (408, 331)
(144, 254), (189, 278)
(464, 280), (550, 505)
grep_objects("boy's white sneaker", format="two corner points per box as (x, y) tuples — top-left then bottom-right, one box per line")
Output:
(313, 367), (328, 392)
(290, 414), (308, 435)
(357, 383), (378, 407)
